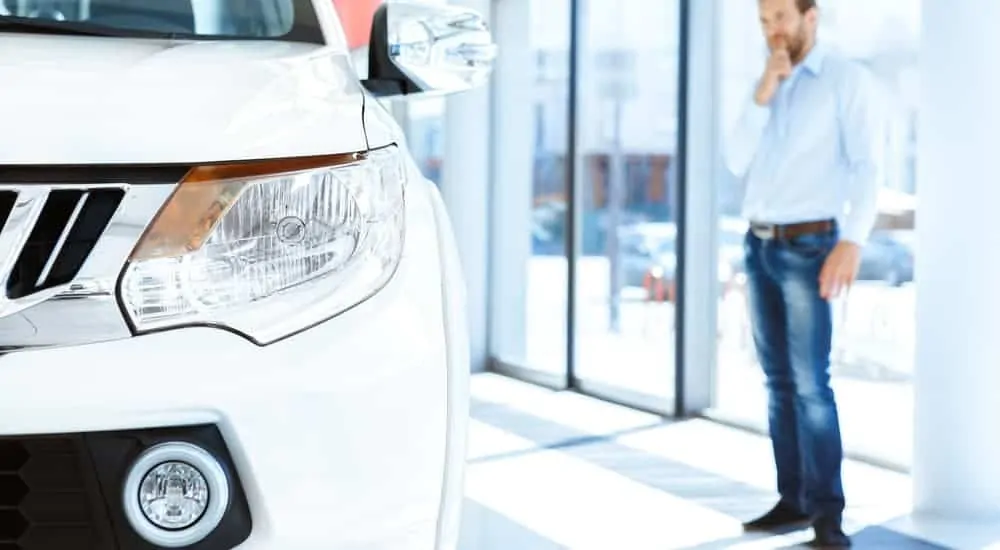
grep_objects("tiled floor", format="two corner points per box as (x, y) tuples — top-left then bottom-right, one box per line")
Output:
(458, 373), (998, 550)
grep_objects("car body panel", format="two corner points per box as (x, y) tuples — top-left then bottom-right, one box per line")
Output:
(0, 33), (368, 165)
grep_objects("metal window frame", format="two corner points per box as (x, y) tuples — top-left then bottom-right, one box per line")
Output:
(484, 0), (720, 419)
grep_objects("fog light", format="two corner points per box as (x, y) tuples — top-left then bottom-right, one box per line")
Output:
(140, 462), (208, 529)
(123, 442), (230, 548)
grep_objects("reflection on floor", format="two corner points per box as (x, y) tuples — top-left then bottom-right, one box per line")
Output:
(525, 255), (917, 470)
(458, 373), (984, 550)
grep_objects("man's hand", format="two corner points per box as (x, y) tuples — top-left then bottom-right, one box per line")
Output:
(819, 241), (862, 300)
(754, 45), (792, 106)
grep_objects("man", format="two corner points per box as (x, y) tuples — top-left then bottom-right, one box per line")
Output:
(724, 0), (882, 548)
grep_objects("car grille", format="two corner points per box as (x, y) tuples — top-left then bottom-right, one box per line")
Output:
(0, 437), (116, 550)
(0, 188), (126, 300)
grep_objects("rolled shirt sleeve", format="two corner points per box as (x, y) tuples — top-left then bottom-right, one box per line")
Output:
(837, 65), (884, 246)
(724, 87), (772, 179)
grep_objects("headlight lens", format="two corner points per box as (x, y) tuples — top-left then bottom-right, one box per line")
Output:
(119, 146), (406, 344)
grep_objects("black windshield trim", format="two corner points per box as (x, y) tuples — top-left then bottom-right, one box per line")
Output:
(0, 0), (325, 45)
(0, 16), (123, 36)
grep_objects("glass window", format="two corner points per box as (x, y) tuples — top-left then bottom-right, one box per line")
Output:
(2, 0), (311, 39)
(489, 0), (571, 382)
(406, 97), (446, 186)
(711, 0), (919, 469)
(572, 0), (681, 408)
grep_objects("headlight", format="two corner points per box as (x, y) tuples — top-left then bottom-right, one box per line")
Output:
(119, 145), (406, 344)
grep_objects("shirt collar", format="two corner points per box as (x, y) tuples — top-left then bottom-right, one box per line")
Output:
(799, 42), (826, 76)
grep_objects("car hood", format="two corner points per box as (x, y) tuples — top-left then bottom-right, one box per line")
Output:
(0, 34), (370, 165)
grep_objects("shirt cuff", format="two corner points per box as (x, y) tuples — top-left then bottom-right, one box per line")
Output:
(839, 219), (870, 247)
(744, 101), (771, 129)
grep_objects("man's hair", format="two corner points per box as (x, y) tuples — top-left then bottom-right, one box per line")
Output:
(796, 0), (817, 13)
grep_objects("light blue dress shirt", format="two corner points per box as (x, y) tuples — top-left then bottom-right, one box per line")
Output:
(724, 43), (884, 245)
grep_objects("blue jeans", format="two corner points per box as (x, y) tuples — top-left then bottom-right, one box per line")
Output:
(744, 227), (845, 518)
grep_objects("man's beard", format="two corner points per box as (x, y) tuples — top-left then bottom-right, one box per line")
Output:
(785, 31), (808, 63)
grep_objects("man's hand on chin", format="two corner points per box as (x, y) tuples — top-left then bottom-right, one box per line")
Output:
(819, 240), (862, 300)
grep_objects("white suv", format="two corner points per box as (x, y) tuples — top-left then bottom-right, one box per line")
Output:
(0, 1), (494, 548)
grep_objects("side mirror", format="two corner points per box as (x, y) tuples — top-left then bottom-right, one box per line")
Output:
(361, 2), (497, 98)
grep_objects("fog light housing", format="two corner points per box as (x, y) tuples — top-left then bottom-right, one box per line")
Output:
(123, 442), (230, 548)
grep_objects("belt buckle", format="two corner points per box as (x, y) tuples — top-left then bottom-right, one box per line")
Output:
(752, 223), (775, 240)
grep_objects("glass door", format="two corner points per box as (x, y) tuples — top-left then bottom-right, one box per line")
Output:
(571, 0), (683, 411)
(489, 0), (573, 388)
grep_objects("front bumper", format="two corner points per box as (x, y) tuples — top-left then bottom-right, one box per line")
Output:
(0, 179), (469, 550)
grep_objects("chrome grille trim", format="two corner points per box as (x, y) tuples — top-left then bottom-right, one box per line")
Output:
(0, 183), (177, 352)
(36, 190), (89, 288)
(3, 184), (128, 303)
(0, 188), (50, 303)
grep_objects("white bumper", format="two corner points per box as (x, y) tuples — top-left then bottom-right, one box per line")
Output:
(0, 178), (469, 550)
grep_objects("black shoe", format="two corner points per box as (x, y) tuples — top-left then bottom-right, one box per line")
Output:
(742, 500), (814, 533)
(803, 515), (851, 548)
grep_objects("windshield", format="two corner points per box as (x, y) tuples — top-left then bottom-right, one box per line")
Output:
(0, 0), (322, 41)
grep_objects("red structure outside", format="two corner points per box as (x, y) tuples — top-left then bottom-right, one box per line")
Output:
(331, 0), (382, 50)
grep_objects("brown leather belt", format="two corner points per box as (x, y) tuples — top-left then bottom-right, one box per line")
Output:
(749, 219), (835, 240)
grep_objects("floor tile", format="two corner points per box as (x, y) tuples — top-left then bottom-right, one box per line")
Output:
(459, 373), (963, 549)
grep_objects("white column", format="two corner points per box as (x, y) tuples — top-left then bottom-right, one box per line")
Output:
(913, 0), (1000, 520)
(679, 0), (722, 413)
(442, 0), (493, 372)
(488, 0), (534, 366)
